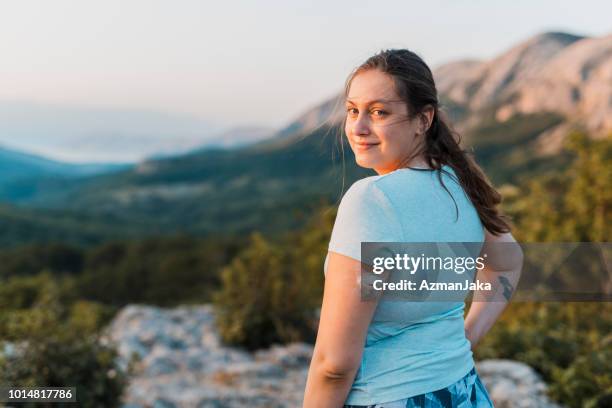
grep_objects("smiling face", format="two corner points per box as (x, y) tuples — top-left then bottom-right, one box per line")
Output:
(345, 69), (428, 175)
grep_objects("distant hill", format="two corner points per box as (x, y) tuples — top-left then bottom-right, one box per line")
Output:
(0, 145), (127, 178)
(0, 145), (129, 202)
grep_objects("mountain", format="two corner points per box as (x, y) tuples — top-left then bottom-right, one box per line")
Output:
(492, 34), (612, 134)
(279, 32), (611, 146)
(3, 31), (610, 243)
(433, 31), (612, 161)
(435, 32), (585, 112)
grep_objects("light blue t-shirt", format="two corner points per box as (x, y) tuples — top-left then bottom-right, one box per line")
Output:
(324, 165), (485, 405)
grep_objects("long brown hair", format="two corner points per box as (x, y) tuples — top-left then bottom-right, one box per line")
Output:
(343, 49), (511, 235)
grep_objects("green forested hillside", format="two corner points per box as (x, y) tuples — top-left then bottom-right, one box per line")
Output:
(0, 204), (149, 248)
(1, 112), (574, 247)
(7, 127), (371, 241)
(467, 112), (568, 183)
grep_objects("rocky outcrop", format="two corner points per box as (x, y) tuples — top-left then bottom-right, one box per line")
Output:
(102, 304), (311, 407)
(103, 304), (564, 408)
(478, 360), (563, 408)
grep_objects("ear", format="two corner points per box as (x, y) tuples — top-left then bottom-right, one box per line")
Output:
(418, 105), (435, 135)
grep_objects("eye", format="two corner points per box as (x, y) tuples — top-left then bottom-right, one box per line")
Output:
(371, 109), (388, 117)
(346, 107), (358, 116)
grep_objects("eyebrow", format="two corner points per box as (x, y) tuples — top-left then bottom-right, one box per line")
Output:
(345, 98), (400, 105)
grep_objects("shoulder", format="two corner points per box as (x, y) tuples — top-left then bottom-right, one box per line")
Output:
(339, 176), (395, 213)
(341, 175), (380, 199)
(337, 166), (460, 219)
(335, 176), (402, 233)
(328, 176), (404, 261)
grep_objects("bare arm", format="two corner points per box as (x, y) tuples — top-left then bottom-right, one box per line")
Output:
(464, 229), (523, 350)
(303, 251), (380, 408)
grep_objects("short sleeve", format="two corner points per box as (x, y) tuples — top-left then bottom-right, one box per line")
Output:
(328, 178), (404, 263)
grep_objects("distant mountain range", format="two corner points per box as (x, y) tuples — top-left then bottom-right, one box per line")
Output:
(0, 145), (126, 178)
(1, 31), (610, 245)
(0, 102), (275, 163)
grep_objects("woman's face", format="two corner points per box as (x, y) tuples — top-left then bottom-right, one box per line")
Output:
(345, 69), (426, 175)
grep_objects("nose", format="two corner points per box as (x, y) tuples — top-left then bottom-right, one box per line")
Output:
(350, 114), (370, 137)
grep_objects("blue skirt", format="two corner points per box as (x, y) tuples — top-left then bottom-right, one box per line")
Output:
(343, 367), (494, 408)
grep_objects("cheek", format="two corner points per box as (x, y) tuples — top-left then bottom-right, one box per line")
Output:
(379, 129), (414, 156)
(379, 129), (403, 147)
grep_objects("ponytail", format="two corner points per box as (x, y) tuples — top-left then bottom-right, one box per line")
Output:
(425, 109), (511, 235)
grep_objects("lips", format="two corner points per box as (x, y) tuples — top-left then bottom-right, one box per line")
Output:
(355, 142), (380, 151)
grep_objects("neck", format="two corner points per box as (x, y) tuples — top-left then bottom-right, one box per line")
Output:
(375, 157), (431, 175)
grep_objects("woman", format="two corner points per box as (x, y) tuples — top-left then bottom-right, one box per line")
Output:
(303, 49), (523, 407)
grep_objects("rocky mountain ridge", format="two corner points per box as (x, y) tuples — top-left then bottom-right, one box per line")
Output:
(280, 31), (612, 145)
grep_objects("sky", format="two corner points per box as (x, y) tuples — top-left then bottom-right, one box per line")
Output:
(0, 0), (610, 135)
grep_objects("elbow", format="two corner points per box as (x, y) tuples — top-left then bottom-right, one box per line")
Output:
(315, 354), (360, 381)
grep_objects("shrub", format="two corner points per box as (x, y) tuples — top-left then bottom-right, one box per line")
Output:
(474, 302), (612, 408)
(213, 232), (317, 350)
(473, 132), (612, 407)
(0, 273), (127, 407)
(549, 336), (612, 408)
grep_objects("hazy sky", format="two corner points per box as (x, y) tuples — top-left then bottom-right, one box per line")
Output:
(1, 0), (610, 129)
